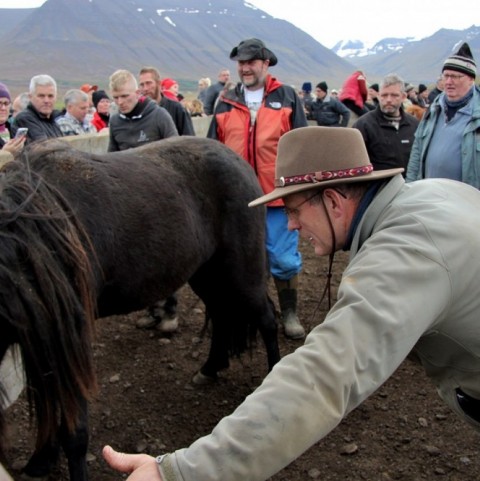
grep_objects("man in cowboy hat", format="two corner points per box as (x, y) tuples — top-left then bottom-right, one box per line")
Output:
(207, 38), (308, 340)
(104, 126), (480, 481)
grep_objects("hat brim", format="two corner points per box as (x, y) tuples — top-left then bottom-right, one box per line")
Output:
(230, 49), (278, 66)
(248, 168), (404, 207)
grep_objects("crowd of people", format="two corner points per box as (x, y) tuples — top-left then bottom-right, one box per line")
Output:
(1, 38), (480, 481)
(302, 72), (439, 127)
(0, 56), (447, 155)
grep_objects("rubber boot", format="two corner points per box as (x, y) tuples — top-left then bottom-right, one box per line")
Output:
(274, 276), (305, 340)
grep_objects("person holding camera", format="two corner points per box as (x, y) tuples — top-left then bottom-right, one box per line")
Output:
(0, 82), (26, 156)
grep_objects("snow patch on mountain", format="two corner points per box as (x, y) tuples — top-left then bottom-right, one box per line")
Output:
(332, 37), (417, 58)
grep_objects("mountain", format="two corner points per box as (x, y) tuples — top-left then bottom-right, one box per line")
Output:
(2, 1), (479, 92)
(0, 0), (355, 92)
(334, 26), (480, 84)
(333, 38), (416, 59)
(0, 8), (35, 37)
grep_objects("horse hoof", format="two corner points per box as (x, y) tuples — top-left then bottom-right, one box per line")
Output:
(191, 371), (216, 385)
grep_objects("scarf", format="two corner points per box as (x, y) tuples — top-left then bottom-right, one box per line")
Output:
(444, 86), (474, 121)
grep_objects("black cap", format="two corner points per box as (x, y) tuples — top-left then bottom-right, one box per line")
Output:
(316, 81), (328, 93)
(92, 90), (110, 109)
(418, 83), (427, 94)
(302, 82), (312, 93)
(369, 83), (379, 92)
(229, 38), (278, 66)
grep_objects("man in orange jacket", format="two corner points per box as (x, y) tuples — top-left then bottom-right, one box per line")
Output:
(208, 38), (308, 339)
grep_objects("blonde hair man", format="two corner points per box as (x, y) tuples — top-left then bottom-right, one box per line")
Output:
(108, 69), (177, 152)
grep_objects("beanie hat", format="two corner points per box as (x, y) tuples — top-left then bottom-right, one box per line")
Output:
(92, 90), (110, 109)
(0, 82), (11, 101)
(316, 81), (328, 93)
(302, 82), (312, 93)
(161, 78), (177, 90)
(442, 42), (476, 79)
(369, 83), (379, 92)
(418, 83), (427, 94)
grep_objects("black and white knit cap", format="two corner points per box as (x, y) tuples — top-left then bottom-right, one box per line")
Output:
(442, 42), (476, 79)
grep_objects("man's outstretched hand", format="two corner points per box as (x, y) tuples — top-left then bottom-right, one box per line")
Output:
(103, 445), (163, 480)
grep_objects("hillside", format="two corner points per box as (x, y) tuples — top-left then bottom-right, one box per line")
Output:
(1, 1), (479, 92)
(337, 26), (480, 84)
(0, 0), (355, 91)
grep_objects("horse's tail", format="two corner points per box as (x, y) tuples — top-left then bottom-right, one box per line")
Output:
(0, 160), (98, 454)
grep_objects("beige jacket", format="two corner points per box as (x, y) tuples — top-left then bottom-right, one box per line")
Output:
(159, 174), (480, 481)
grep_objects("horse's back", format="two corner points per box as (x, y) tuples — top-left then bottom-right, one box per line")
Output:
(28, 137), (263, 221)
(22, 137), (267, 315)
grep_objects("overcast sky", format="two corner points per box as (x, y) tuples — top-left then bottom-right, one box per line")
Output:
(0, 0), (476, 48)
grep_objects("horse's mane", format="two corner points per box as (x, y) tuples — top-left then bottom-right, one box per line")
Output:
(0, 152), (98, 454)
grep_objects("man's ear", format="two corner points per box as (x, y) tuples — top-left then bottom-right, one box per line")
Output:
(322, 188), (346, 217)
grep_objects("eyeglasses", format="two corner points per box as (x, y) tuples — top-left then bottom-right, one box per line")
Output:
(441, 73), (466, 81)
(284, 188), (347, 219)
(284, 191), (323, 219)
(0, 101), (11, 108)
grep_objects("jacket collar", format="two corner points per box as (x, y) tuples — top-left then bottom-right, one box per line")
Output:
(349, 174), (405, 257)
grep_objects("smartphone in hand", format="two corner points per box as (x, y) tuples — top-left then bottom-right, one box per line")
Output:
(15, 127), (28, 139)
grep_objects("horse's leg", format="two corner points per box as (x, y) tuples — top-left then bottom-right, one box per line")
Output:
(22, 439), (60, 478)
(190, 281), (280, 379)
(59, 398), (89, 481)
(196, 296), (280, 382)
(22, 403), (89, 481)
(198, 306), (230, 380)
(256, 296), (281, 371)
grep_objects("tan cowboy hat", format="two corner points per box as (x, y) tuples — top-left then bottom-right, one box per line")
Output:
(249, 126), (404, 207)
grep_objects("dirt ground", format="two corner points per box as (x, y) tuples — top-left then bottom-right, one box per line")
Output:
(4, 240), (480, 480)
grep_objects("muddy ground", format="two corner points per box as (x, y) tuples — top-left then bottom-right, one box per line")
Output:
(4, 240), (480, 480)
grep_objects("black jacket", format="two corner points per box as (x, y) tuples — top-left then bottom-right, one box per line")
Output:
(203, 82), (225, 115)
(14, 103), (63, 142)
(353, 107), (419, 173)
(306, 95), (351, 127)
(160, 96), (194, 136)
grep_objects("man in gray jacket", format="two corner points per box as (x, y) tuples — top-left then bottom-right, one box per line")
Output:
(104, 127), (480, 481)
(108, 69), (179, 334)
(108, 69), (177, 152)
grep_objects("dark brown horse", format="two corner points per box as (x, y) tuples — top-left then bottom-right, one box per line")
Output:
(0, 136), (280, 480)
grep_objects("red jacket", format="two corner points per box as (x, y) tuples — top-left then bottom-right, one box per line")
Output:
(207, 75), (307, 207)
(91, 111), (108, 132)
(339, 71), (368, 109)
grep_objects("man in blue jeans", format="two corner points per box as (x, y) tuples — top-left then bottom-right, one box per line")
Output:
(207, 38), (308, 339)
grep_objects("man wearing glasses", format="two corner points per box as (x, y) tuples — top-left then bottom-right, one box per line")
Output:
(406, 42), (480, 187)
(0, 83), (27, 156)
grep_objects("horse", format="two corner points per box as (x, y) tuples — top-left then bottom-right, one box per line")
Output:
(0, 136), (280, 481)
